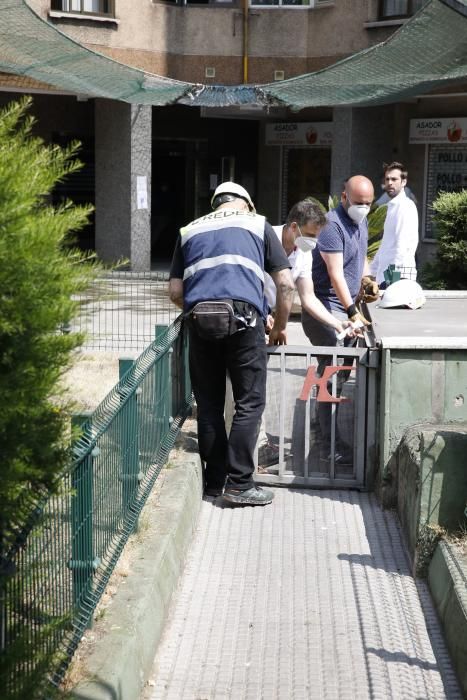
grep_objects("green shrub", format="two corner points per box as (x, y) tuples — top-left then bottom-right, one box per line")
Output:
(0, 97), (98, 530)
(0, 97), (101, 699)
(367, 203), (387, 260)
(419, 189), (467, 290)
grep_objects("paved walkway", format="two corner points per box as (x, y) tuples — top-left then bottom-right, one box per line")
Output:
(143, 488), (461, 699)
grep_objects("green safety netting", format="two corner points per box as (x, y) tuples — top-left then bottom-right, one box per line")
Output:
(262, 0), (467, 110)
(0, 0), (466, 109)
(0, 0), (196, 105)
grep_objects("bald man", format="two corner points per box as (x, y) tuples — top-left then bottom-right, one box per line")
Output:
(302, 175), (375, 466)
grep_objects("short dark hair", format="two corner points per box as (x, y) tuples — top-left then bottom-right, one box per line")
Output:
(285, 199), (326, 228)
(383, 161), (408, 180)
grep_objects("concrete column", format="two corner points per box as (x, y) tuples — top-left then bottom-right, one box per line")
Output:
(331, 105), (396, 197)
(95, 99), (152, 271)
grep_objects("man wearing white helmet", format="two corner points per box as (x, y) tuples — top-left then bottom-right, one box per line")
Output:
(169, 181), (294, 506)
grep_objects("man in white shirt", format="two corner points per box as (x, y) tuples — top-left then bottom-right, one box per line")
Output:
(370, 162), (419, 287)
(264, 199), (350, 335)
(259, 199), (354, 469)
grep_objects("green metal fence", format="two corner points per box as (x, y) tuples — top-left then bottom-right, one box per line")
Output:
(0, 317), (192, 697)
(71, 270), (180, 353)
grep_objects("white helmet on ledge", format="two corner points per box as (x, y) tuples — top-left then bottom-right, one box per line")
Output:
(379, 279), (426, 310)
(211, 181), (255, 212)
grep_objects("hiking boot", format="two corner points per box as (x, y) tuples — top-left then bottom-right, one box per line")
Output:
(223, 485), (274, 506)
(334, 451), (353, 466)
(257, 441), (279, 469)
(320, 449), (353, 466)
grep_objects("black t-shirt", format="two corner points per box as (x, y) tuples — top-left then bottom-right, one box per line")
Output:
(169, 218), (290, 280)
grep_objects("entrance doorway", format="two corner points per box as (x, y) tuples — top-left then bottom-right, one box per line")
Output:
(151, 138), (210, 263)
(52, 132), (95, 251)
(151, 107), (259, 265)
(281, 147), (331, 220)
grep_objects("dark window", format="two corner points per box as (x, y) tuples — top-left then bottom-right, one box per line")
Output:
(157, 0), (236, 4)
(250, 0), (312, 5)
(379, 0), (427, 19)
(51, 0), (114, 16)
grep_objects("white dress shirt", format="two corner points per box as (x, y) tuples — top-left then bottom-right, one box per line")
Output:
(370, 189), (419, 285)
(264, 225), (312, 308)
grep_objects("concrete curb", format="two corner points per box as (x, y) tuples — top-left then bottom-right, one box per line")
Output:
(72, 452), (203, 700)
(428, 540), (467, 696)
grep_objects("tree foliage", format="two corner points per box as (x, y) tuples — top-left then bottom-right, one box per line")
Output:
(419, 189), (467, 289)
(0, 97), (98, 529)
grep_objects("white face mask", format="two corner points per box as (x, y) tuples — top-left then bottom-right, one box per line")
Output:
(295, 235), (317, 253)
(294, 223), (318, 252)
(347, 203), (370, 225)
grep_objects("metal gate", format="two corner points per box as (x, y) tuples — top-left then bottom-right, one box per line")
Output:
(254, 344), (378, 489)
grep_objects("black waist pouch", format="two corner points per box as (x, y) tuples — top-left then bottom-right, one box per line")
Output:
(188, 300), (236, 340)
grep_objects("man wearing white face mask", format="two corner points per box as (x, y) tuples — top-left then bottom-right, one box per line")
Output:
(302, 175), (375, 466)
(259, 199), (353, 471)
(263, 199), (351, 335)
(308, 175), (375, 328)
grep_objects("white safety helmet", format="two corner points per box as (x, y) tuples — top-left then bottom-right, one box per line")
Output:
(379, 279), (426, 310)
(211, 181), (255, 212)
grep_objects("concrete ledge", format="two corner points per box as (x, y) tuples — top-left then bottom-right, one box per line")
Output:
(72, 451), (203, 700)
(428, 541), (467, 697)
(396, 424), (467, 558)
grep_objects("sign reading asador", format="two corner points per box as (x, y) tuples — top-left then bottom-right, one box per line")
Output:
(265, 122), (332, 147)
(409, 117), (467, 144)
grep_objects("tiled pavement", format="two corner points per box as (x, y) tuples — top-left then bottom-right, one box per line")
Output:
(143, 488), (462, 700)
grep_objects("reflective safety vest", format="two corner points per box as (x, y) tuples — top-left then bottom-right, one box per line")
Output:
(180, 209), (266, 313)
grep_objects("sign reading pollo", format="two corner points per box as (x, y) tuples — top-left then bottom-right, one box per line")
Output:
(265, 122), (333, 147)
(409, 117), (467, 144)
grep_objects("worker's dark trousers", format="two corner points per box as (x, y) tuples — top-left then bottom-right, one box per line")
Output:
(188, 320), (267, 491)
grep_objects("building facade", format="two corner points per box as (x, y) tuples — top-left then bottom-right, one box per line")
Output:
(0, 0), (465, 272)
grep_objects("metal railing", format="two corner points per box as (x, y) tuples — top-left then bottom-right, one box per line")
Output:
(0, 318), (192, 697)
(382, 264), (418, 285)
(254, 345), (377, 488)
(70, 270), (180, 353)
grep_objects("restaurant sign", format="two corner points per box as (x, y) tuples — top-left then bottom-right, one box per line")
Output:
(409, 117), (467, 144)
(265, 122), (333, 147)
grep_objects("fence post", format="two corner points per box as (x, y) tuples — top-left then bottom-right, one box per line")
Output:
(183, 324), (192, 410)
(168, 343), (174, 431)
(155, 324), (167, 346)
(70, 413), (98, 627)
(0, 525), (7, 653)
(154, 325), (172, 441)
(119, 359), (140, 530)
